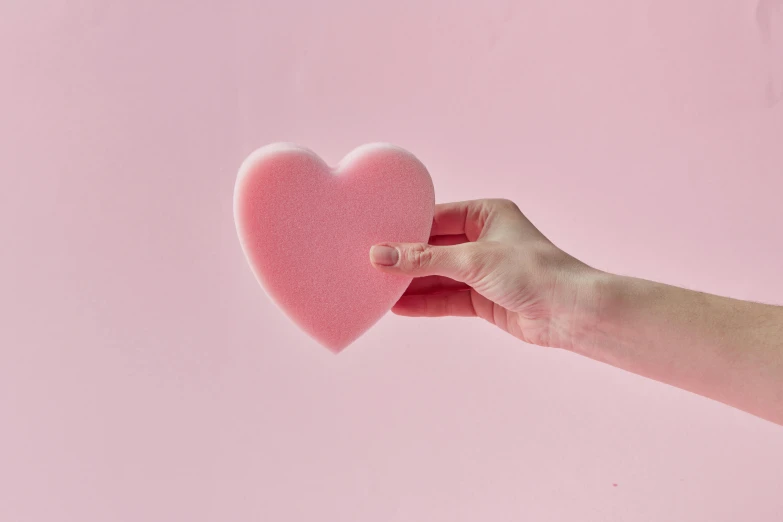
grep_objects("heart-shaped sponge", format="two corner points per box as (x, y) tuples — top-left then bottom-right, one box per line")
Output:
(234, 143), (435, 352)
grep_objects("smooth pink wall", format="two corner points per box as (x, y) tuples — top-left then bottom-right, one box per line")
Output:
(1, 1), (782, 521)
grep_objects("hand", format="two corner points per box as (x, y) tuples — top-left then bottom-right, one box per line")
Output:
(369, 199), (603, 350)
(371, 198), (783, 424)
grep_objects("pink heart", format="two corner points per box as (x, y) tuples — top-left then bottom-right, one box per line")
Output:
(233, 143), (435, 352)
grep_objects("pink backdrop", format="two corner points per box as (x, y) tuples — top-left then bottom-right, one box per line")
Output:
(2, 1), (782, 521)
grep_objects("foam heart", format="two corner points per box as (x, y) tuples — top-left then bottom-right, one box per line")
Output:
(234, 143), (435, 352)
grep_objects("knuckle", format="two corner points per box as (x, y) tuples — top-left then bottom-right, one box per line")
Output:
(403, 243), (434, 271)
(489, 198), (520, 213)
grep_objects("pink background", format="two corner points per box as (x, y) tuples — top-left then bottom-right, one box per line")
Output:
(1, 1), (782, 521)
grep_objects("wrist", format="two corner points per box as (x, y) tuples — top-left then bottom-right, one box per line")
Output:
(561, 269), (624, 357)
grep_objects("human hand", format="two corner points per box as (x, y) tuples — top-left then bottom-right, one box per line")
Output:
(370, 199), (783, 424)
(369, 199), (603, 350)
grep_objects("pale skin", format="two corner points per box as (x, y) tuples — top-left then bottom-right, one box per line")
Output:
(369, 199), (783, 426)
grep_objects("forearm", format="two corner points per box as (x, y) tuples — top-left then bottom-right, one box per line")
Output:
(574, 273), (783, 425)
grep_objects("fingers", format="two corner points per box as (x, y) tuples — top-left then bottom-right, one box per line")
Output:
(369, 242), (482, 282)
(392, 290), (476, 317)
(428, 234), (468, 246)
(431, 199), (534, 242)
(393, 289), (497, 320)
(431, 201), (475, 237)
(403, 275), (470, 296)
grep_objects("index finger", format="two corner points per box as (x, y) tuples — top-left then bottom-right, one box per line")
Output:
(431, 201), (476, 237)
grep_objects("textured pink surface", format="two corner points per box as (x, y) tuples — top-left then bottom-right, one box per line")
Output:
(1, 2), (783, 522)
(234, 144), (434, 351)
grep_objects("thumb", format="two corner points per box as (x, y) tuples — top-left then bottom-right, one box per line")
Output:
(369, 242), (479, 282)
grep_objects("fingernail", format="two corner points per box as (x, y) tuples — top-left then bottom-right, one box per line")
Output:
(370, 245), (399, 266)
